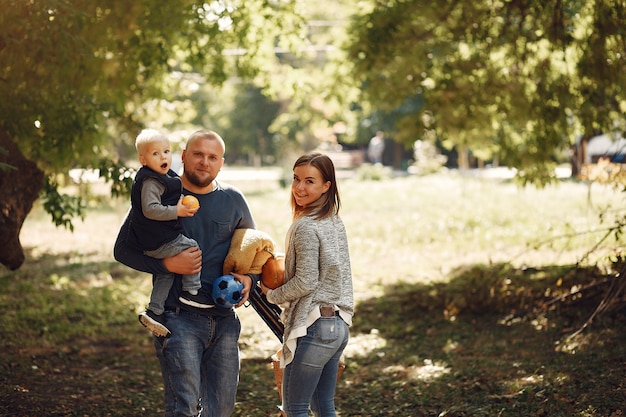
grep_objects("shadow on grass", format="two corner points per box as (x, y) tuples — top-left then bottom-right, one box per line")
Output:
(339, 263), (626, 417)
(1, 252), (625, 417)
(0, 250), (166, 417)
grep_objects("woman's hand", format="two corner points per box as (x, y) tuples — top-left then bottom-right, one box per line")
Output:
(259, 280), (270, 295)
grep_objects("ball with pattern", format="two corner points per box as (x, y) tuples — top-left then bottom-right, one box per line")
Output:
(212, 275), (244, 308)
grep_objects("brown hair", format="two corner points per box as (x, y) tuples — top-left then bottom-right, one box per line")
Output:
(291, 153), (341, 220)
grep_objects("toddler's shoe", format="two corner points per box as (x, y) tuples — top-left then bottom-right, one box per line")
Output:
(179, 291), (214, 309)
(138, 310), (171, 337)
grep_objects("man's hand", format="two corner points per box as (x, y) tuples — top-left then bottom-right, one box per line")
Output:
(163, 247), (202, 275)
(232, 272), (253, 308)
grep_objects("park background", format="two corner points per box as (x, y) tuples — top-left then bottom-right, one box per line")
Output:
(1, 1), (626, 416)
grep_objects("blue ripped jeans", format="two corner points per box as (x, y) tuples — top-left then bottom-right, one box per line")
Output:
(282, 316), (349, 417)
(155, 309), (241, 417)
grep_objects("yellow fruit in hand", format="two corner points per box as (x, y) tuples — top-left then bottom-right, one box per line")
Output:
(182, 195), (200, 209)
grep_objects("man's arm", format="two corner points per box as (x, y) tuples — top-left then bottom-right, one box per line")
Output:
(113, 211), (201, 275)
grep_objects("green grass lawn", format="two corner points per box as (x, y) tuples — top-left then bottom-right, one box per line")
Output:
(1, 171), (625, 416)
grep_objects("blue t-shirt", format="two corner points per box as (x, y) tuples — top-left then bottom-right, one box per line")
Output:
(114, 181), (257, 316)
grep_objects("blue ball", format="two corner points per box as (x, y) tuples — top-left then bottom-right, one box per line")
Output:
(212, 275), (244, 308)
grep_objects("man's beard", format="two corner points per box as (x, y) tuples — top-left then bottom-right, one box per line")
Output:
(185, 169), (215, 188)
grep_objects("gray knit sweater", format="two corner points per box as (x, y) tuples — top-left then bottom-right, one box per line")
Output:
(267, 213), (354, 367)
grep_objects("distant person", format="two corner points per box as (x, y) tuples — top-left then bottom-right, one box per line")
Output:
(367, 131), (385, 164)
(261, 153), (354, 417)
(125, 129), (211, 338)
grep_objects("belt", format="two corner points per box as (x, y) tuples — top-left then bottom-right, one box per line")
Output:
(320, 305), (339, 317)
(165, 306), (194, 315)
(165, 305), (221, 318)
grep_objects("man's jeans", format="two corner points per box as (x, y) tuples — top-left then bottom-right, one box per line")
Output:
(282, 316), (350, 417)
(155, 309), (241, 417)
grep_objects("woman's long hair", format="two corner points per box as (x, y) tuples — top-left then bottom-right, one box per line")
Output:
(291, 153), (341, 220)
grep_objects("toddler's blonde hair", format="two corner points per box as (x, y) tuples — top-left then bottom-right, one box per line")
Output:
(135, 129), (169, 155)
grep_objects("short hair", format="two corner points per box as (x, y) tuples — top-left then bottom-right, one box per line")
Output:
(135, 129), (169, 154)
(186, 129), (226, 154)
(291, 153), (341, 220)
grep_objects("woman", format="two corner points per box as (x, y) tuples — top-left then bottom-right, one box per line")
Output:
(261, 153), (354, 417)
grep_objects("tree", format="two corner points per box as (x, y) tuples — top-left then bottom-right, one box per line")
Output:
(0, 0), (304, 269)
(223, 84), (281, 165)
(345, 0), (626, 180)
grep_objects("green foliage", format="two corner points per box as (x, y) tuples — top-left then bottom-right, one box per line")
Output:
(410, 139), (448, 175)
(1, 1), (160, 170)
(0, 0), (306, 228)
(3, 0), (624, 235)
(355, 163), (392, 180)
(345, 0), (626, 183)
(96, 158), (135, 199)
(266, 1), (363, 150)
(222, 85), (282, 165)
(40, 176), (85, 232)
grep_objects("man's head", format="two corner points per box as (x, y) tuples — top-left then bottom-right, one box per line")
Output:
(135, 129), (172, 175)
(181, 130), (225, 193)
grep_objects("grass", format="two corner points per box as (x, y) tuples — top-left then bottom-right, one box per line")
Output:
(1, 171), (625, 416)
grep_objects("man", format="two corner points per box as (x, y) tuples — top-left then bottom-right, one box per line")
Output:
(367, 131), (385, 164)
(114, 129), (258, 416)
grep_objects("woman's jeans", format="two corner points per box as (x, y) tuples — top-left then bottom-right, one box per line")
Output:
(282, 315), (350, 417)
(155, 309), (241, 417)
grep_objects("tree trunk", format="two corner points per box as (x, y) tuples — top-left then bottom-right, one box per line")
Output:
(0, 128), (44, 270)
(456, 144), (470, 170)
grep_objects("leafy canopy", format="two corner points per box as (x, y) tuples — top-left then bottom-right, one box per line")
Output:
(345, 0), (626, 183)
(0, 0), (304, 225)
